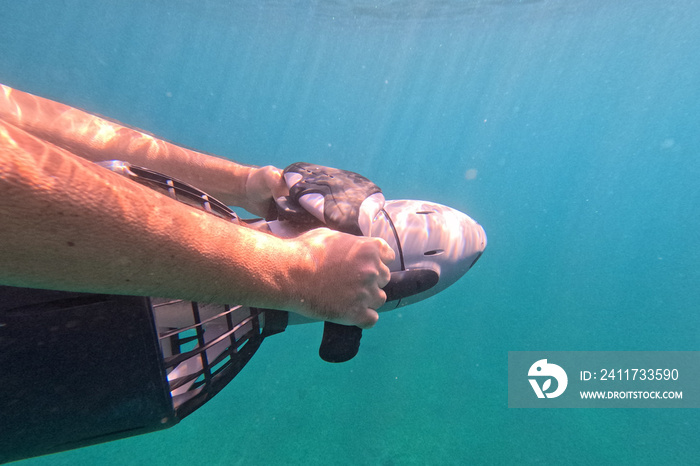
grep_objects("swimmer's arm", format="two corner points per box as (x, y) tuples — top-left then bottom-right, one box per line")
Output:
(0, 83), (285, 216)
(0, 121), (391, 328)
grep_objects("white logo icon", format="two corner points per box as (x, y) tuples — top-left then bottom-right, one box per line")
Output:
(528, 359), (568, 398)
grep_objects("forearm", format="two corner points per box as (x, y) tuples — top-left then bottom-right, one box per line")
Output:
(0, 120), (307, 310)
(0, 83), (254, 207)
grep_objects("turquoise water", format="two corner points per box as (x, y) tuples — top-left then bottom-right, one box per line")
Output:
(2, 0), (699, 464)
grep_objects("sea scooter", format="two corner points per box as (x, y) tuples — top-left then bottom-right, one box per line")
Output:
(0, 161), (486, 464)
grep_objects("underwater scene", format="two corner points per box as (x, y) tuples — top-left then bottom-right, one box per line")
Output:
(1, 0), (699, 464)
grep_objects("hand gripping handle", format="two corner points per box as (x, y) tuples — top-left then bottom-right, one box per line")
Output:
(276, 162), (382, 363)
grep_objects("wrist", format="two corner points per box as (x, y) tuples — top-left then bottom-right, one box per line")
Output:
(215, 228), (314, 313)
(270, 236), (317, 314)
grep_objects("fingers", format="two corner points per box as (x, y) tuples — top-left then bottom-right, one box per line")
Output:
(355, 308), (379, 329)
(378, 238), (396, 264)
(377, 265), (391, 289)
(369, 237), (393, 289)
(360, 239), (391, 323)
(370, 287), (388, 311)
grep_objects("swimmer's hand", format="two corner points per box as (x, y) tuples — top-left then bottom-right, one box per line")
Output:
(243, 165), (289, 217)
(287, 229), (395, 329)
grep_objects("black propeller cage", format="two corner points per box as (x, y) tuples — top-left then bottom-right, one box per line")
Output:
(0, 286), (286, 464)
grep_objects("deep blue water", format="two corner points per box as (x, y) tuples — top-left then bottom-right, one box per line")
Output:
(1, 0), (699, 464)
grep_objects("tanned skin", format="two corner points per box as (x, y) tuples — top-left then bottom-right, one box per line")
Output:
(0, 84), (394, 328)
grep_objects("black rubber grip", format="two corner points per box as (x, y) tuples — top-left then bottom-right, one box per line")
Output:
(318, 322), (363, 363)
